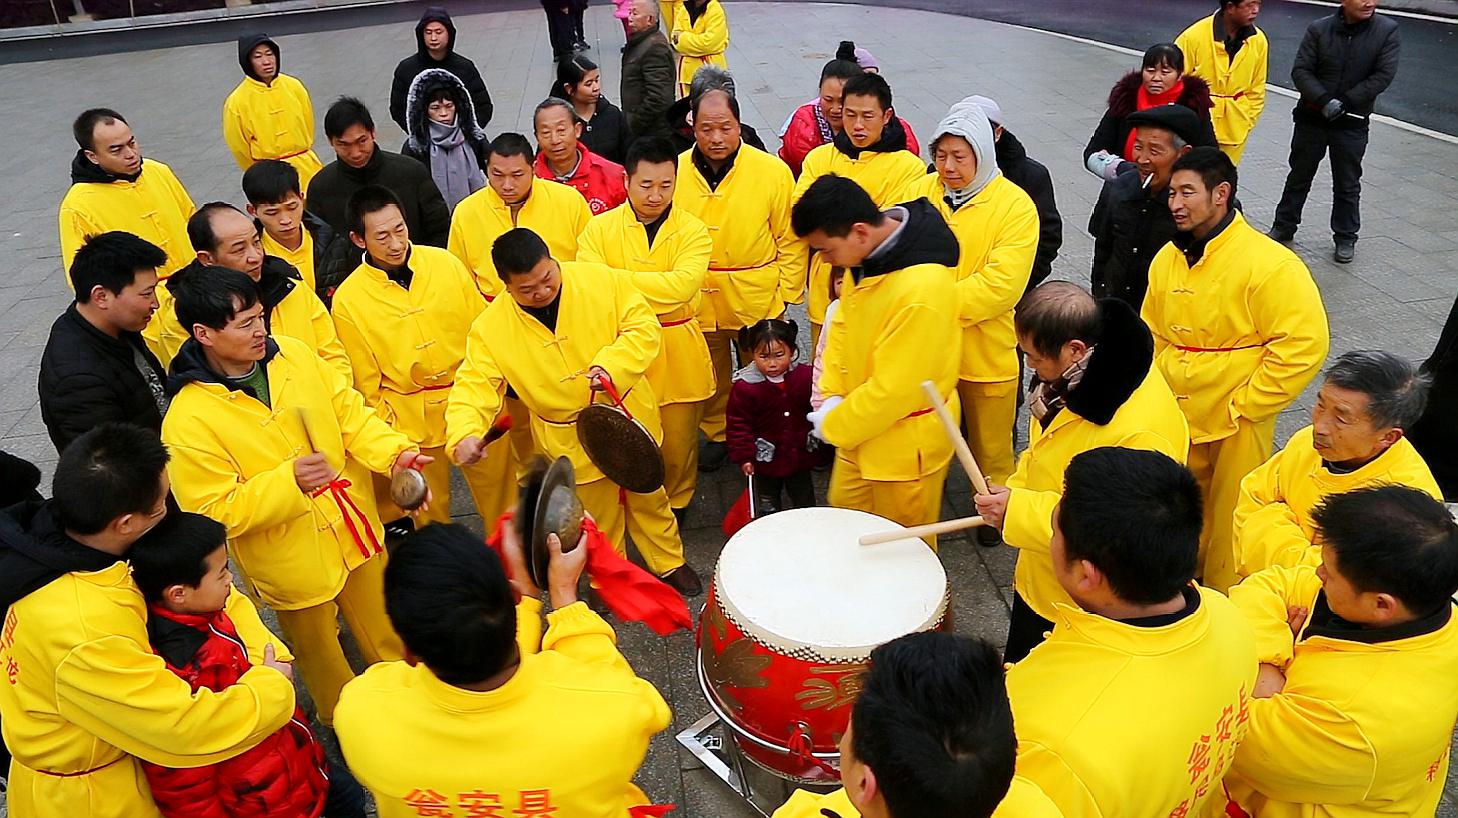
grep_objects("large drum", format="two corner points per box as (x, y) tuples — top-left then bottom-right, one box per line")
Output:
(696, 507), (950, 783)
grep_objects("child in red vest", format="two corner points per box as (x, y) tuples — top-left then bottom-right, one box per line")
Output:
(128, 512), (367, 818)
(727, 318), (821, 512)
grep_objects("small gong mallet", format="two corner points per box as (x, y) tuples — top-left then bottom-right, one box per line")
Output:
(920, 380), (990, 496)
(859, 515), (985, 545)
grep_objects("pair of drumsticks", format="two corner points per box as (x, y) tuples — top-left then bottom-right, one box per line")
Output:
(858, 381), (989, 546)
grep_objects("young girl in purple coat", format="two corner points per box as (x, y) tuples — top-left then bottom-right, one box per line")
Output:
(726, 318), (820, 512)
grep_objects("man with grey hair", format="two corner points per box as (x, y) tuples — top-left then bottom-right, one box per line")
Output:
(666, 64), (767, 154)
(621, 0), (676, 138)
(1231, 349), (1442, 582)
(1087, 104), (1199, 309)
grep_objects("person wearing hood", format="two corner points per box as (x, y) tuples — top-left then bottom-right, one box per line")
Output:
(1088, 103), (1200, 309)
(1175, 0), (1268, 164)
(670, 0), (729, 97)
(243, 159), (353, 304)
(673, 90), (800, 472)
(1083, 43), (1218, 165)
(401, 68), (489, 212)
(331, 186), (514, 535)
(449, 133), (592, 301)
(532, 97), (627, 215)
(792, 175), (961, 537)
(0, 423), (298, 818)
(1219, 486), (1458, 818)
(621, 0), (677, 140)
(777, 42), (920, 178)
(578, 137), (715, 515)
(163, 268), (428, 727)
(1142, 148), (1329, 593)
(908, 98), (1038, 496)
(60, 108), (196, 361)
(973, 282), (1189, 663)
(791, 73), (926, 349)
(961, 95), (1061, 292)
(156, 203), (349, 376)
(308, 96), (452, 266)
(553, 54), (635, 164)
(222, 34), (324, 191)
(389, 8), (493, 133)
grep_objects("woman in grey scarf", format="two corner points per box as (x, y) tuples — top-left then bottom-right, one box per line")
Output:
(402, 67), (488, 210)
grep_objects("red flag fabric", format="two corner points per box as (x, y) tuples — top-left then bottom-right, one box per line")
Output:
(629, 805), (676, 817)
(487, 513), (691, 636)
(721, 488), (752, 537)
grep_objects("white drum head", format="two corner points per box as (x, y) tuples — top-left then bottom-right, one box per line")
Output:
(716, 507), (948, 661)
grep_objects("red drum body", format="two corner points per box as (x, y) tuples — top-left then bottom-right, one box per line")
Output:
(696, 508), (950, 783)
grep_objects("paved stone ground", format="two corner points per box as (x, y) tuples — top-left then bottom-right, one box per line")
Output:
(2, 3), (1457, 816)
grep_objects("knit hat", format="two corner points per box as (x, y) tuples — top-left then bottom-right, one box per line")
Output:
(853, 46), (878, 71)
(962, 95), (1006, 128)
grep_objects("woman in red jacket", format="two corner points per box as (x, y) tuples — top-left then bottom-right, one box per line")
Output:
(777, 41), (921, 177)
(1083, 42), (1217, 164)
(727, 318), (823, 513)
(128, 512), (366, 818)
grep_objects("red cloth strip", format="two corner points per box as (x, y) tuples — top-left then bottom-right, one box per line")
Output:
(311, 479), (383, 558)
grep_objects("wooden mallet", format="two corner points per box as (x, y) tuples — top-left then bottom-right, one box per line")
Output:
(921, 380), (990, 496)
(858, 515), (986, 545)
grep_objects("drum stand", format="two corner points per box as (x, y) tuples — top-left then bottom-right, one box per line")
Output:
(676, 713), (795, 817)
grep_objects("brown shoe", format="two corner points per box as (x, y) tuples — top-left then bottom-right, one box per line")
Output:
(661, 564), (704, 596)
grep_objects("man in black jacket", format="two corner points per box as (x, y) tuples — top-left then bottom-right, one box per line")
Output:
(965, 96), (1062, 292)
(1088, 104), (1199, 309)
(621, 0), (676, 139)
(39, 232), (170, 453)
(1270, 0), (1399, 263)
(389, 8), (493, 132)
(308, 97), (451, 293)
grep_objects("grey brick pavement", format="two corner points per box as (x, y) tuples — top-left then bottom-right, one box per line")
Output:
(1, 3), (1456, 816)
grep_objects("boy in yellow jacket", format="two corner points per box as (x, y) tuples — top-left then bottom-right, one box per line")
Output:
(60, 109), (196, 360)
(915, 97), (1039, 487)
(1006, 448), (1257, 818)
(222, 34), (324, 189)
(671, 0), (729, 96)
(793, 175), (960, 533)
(975, 283), (1190, 662)
(448, 133), (592, 302)
(793, 73), (927, 348)
(336, 521), (671, 818)
(1233, 350), (1440, 582)
(1175, 1), (1268, 164)
(772, 633), (1060, 818)
(1143, 147), (1329, 593)
(157, 203), (349, 372)
(447, 228), (702, 595)
(579, 138), (714, 513)
(243, 159), (336, 296)
(674, 90), (800, 458)
(0, 424), (296, 818)
(1222, 486), (1458, 818)
(332, 185), (514, 529)
(163, 268), (429, 725)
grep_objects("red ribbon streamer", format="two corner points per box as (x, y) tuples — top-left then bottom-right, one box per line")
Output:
(486, 512), (691, 636)
(311, 479), (383, 559)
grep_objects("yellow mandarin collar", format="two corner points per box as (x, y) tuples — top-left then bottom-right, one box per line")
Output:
(1049, 584), (1214, 657)
(414, 653), (542, 714)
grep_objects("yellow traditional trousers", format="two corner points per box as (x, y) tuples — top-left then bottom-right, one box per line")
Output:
(828, 454), (950, 549)
(1219, 141), (1248, 166)
(1187, 415), (1276, 593)
(661, 401), (705, 509)
(958, 378), (1019, 486)
(506, 396), (537, 477)
(272, 552), (402, 726)
(700, 329), (743, 443)
(577, 477), (686, 576)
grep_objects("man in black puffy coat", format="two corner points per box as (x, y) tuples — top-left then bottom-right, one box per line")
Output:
(389, 8), (494, 133)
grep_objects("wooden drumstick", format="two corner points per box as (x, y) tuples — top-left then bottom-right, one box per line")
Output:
(859, 515), (986, 545)
(920, 380), (990, 496)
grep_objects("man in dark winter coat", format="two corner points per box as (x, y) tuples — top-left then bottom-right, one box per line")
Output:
(39, 232), (170, 454)
(1270, 0), (1400, 263)
(965, 96), (1062, 292)
(1410, 291), (1458, 501)
(308, 96), (451, 286)
(389, 7), (493, 132)
(1088, 104), (1199, 309)
(621, 0), (676, 139)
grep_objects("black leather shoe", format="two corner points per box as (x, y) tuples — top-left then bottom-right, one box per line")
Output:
(661, 564), (704, 596)
(1334, 238), (1356, 264)
(698, 441), (729, 472)
(1267, 226), (1295, 244)
(976, 526), (1005, 548)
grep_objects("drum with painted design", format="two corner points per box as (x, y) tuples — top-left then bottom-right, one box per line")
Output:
(696, 507), (950, 783)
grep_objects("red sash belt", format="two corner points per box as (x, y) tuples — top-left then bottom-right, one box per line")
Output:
(1174, 343), (1263, 353)
(271, 148), (312, 160)
(708, 264), (769, 272)
(35, 756), (123, 778)
(386, 383), (452, 395)
(311, 479), (383, 558)
(660, 317), (694, 328)
(905, 407), (934, 419)
(1211, 92), (1247, 100)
